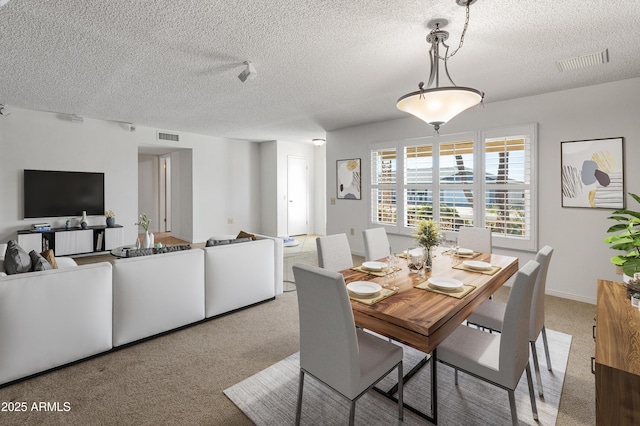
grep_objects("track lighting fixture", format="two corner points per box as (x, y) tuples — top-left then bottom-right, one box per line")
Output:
(69, 114), (84, 124)
(0, 104), (10, 116)
(238, 61), (257, 82)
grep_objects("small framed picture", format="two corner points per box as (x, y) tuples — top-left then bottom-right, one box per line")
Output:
(337, 158), (361, 200)
(560, 137), (624, 208)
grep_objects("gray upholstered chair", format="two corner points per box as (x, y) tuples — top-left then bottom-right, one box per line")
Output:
(437, 260), (540, 426)
(466, 245), (554, 397)
(362, 227), (391, 261)
(316, 233), (353, 272)
(292, 264), (403, 425)
(457, 226), (492, 253)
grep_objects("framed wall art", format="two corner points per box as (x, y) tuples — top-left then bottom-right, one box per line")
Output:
(336, 158), (361, 200)
(561, 137), (624, 209)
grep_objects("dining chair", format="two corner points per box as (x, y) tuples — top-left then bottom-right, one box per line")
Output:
(437, 260), (540, 426)
(316, 233), (353, 272)
(362, 227), (391, 261)
(457, 226), (492, 253)
(292, 263), (403, 425)
(466, 245), (554, 398)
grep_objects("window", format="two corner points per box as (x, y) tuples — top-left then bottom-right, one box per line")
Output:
(370, 124), (537, 251)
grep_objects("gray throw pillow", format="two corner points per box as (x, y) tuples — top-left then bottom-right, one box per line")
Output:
(29, 250), (53, 271)
(4, 240), (32, 275)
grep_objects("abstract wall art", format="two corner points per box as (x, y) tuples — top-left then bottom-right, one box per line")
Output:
(561, 137), (624, 209)
(336, 158), (361, 200)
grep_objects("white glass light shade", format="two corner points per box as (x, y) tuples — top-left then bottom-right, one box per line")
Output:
(397, 87), (483, 128)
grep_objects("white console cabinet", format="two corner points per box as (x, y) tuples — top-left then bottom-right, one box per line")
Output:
(17, 225), (124, 256)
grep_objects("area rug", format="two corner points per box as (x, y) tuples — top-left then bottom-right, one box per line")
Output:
(225, 329), (571, 425)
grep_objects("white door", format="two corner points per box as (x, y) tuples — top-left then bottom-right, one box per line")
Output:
(287, 156), (308, 236)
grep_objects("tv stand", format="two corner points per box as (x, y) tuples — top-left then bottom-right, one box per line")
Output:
(17, 225), (124, 256)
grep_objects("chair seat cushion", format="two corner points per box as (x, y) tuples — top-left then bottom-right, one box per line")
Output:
(355, 329), (403, 398)
(466, 299), (506, 332)
(437, 325), (503, 385)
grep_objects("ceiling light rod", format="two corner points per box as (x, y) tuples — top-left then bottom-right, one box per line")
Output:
(397, 0), (483, 133)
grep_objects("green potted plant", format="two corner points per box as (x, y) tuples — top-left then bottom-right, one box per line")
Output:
(605, 192), (640, 282)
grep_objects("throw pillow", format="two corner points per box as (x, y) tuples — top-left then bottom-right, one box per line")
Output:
(29, 250), (53, 271)
(237, 230), (257, 240)
(40, 249), (59, 269)
(4, 240), (32, 275)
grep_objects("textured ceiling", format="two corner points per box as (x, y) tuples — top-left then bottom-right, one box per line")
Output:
(1, 1), (639, 143)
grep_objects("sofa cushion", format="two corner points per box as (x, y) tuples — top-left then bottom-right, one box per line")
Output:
(29, 250), (53, 271)
(40, 249), (59, 269)
(205, 237), (252, 247)
(4, 240), (31, 275)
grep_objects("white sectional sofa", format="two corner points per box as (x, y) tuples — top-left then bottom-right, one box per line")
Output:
(0, 262), (113, 386)
(0, 233), (282, 386)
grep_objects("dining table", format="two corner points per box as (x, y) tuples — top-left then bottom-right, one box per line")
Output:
(339, 247), (519, 424)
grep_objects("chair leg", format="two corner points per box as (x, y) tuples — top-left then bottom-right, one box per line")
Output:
(454, 368), (459, 385)
(349, 400), (356, 426)
(397, 361), (404, 420)
(541, 326), (553, 371)
(295, 370), (305, 426)
(525, 362), (539, 421)
(508, 389), (518, 426)
(530, 341), (544, 398)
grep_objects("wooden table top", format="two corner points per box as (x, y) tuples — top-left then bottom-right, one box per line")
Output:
(341, 248), (519, 354)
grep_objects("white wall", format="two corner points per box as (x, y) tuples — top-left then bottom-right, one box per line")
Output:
(313, 144), (327, 236)
(0, 108), (262, 246)
(327, 77), (640, 304)
(137, 154), (160, 233)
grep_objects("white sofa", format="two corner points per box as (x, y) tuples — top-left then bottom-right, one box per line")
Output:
(112, 249), (205, 347)
(203, 238), (276, 317)
(0, 262), (113, 385)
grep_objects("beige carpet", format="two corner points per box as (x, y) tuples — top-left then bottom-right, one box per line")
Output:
(225, 328), (571, 425)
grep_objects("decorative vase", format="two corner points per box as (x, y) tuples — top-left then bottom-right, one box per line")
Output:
(135, 237), (141, 249)
(106, 217), (116, 228)
(424, 246), (433, 270)
(80, 210), (88, 229)
(65, 220), (71, 229)
(143, 231), (151, 249)
(149, 232), (154, 247)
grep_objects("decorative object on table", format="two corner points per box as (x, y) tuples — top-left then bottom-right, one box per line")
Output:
(632, 292), (640, 308)
(561, 137), (624, 208)
(604, 192), (640, 283)
(149, 232), (154, 247)
(406, 247), (425, 274)
(105, 209), (116, 228)
(412, 218), (442, 270)
(135, 237), (141, 249)
(80, 210), (88, 229)
(623, 273), (640, 300)
(336, 158), (361, 200)
(65, 218), (71, 229)
(135, 213), (152, 248)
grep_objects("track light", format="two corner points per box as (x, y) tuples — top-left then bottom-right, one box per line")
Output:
(0, 104), (10, 117)
(69, 114), (84, 124)
(238, 61), (257, 82)
(127, 123), (136, 132)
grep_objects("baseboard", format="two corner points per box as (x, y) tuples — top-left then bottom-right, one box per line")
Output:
(547, 289), (596, 305)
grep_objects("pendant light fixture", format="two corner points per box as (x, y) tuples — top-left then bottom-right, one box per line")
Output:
(397, 0), (483, 133)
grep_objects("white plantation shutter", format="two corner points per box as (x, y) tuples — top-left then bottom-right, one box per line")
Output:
(404, 142), (433, 227)
(371, 147), (397, 225)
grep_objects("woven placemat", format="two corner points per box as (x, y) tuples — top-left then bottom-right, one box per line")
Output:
(414, 280), (476, 299)
(350, 265), (400, 277)
(442, 250), (481, 259)
(453, 262), (502, 276)
(349, 288), (398, 305)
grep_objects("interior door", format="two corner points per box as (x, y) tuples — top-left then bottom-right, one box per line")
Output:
(287, 156), (308, 236)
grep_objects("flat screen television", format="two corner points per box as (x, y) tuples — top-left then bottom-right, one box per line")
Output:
(24, 169), (105, 219)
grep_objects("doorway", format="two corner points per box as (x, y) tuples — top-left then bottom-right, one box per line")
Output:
(158, 155), (171, 232)
(287, 156), (308, 236)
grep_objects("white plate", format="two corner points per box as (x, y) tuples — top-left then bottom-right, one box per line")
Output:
(362, 261), (388, 271)
(347, 281), (382, 296)
(457, 248), (474, 255)
(428, 277), (463, 291)
(463, 260), (493, 270)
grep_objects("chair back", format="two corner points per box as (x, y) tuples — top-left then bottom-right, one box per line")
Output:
(530, 245), (554, 341)
(363, 228), (390, 261)
(316, 233), (353, 271)
(293, 263), (359, 396)
(499, 260), (539, 388)
(457, 226), (492, 253)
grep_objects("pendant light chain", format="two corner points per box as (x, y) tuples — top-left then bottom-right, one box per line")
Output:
(437, 3), (470, 61)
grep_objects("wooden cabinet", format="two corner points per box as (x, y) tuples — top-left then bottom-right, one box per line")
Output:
(595, 279), (640, 425)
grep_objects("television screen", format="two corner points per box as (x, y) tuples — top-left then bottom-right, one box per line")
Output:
(24, 170), (105, 219)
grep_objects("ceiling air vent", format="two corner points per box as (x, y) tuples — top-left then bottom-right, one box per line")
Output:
(157, 131), (179, 142)
(556, 49), (609, 72)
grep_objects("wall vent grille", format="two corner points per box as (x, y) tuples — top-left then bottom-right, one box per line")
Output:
(556, 49), (609, 72)
(157, 132), (179, 142)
